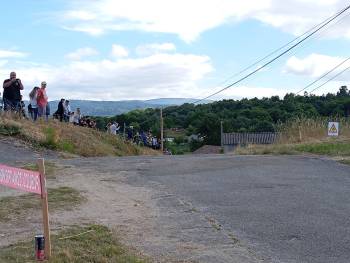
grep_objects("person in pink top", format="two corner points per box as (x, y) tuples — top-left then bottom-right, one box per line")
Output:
(37, 81), (48, 119)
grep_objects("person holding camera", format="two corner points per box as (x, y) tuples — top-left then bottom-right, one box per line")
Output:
(2, 72), (24, 112)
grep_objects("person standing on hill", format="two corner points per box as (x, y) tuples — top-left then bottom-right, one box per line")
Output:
(73, 108), (82, 125)
(110, 122), (119, 135)
(2, 72), (24, 112)
(55, 98), (65, 122)
(37, 81), (48, 120)
(28, 87), (39, 121)
(63, 100), (71, 122)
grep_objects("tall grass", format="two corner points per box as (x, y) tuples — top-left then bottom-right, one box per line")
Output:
(235, 117), (350, 156)
(0, 113), (157, 157)
(276, 117), (350, 143)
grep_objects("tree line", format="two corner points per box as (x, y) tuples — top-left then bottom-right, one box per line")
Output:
(93, 86), (350, 146)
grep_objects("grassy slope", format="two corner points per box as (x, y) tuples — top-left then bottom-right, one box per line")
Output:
(0, 115), (158, 157)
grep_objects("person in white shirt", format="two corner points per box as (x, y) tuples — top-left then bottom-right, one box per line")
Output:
(109, 122), (120, 135)
(28, 86), (39, 121)
(64, 100), (71, 122)
(73, 108), (82, 125)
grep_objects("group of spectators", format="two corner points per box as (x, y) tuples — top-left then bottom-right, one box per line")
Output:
(2, 72), (49, 121)
(106, 122), (161, 149)
(2, 71), (163, 149)
(1, 71), (96, 129)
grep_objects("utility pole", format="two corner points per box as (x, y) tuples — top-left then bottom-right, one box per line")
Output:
(160, 108), (164, 153)
(220, 121), (223, 147)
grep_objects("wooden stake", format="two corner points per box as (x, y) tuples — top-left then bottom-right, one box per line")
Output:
(38, 158), (51, 259)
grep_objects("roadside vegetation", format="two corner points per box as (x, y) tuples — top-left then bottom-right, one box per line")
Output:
(0, 114), (157, 157)
(94, 86), (350, 152)
(235, 117), (350, 157)
(0, 187), (85, 222)
(0, 225), (147, 263)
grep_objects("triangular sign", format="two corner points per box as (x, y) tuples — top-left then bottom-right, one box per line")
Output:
(329, 124), (337, 133)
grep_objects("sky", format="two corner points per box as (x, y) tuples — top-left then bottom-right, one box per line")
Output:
(0, 0), (349, 101)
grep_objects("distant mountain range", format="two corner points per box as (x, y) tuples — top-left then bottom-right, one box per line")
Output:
(42, 98), (211, 116)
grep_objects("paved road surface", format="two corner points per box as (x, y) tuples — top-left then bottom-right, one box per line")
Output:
(71, 154), (350, 263)
(1, 139), (350, 262)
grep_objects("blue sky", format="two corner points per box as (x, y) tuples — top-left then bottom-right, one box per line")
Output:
(0, 0), (349, 101)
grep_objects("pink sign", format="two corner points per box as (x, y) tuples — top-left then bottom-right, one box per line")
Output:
(0, 164), (42, 195)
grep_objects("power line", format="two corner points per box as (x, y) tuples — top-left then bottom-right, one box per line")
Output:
(309, 66), (350, 94)
(213, 6), (350, 89)
(296, 56), (350, 95)
(193, 4), (350, 104)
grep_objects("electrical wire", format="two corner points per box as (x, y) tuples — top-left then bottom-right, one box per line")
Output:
(193, 4), (350, 104)
(296, 56), (350, 95)
(213, 6), (350, 89)
(309, 66), (350, 94)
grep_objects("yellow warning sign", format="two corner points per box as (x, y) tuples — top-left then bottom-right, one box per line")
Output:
(329, 124), (337, 133)
(328, 122), (339, 136)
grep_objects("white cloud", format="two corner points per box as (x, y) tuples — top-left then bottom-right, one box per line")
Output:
(65, 47), (99, 60)
(0, 50), (27, 58)
(111, 44), (129, 58)
(285, 53), (350, 78)
(2, 52), (213, 101)
(64, 10), (96, 21)
(60, 0), (350, 42)
(136, 43), (176, 56)
(61, 0), (270, 42)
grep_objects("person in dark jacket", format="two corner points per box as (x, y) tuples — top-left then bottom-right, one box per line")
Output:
(55, 99), (65, 122)
(2, 72), (24, 112)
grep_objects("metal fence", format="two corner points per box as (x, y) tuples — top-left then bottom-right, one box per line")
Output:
(222, 132), (280, 145)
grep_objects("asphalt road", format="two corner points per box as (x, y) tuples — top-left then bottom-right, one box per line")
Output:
(117, 154), (350, 263)
(1, 140), (350, 262)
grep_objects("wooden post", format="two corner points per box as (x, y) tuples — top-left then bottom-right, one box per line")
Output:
(160, 108), (164, 153)
(38, 159), (51, 259)
(123, 122), (126, 140)
(220, 121), (223, 147)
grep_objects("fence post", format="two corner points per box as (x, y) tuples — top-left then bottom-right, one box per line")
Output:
(38, 159), (51, 259)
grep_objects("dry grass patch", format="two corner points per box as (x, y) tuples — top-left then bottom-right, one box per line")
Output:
(277, 117), (350, 144)
(0, 114), (158, 157)
(234, 118), (350, 157)
(0, 225), (148, 263)
(0, 187), (85, 222)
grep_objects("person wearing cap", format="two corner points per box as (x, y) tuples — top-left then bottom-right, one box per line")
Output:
(37, 81), (48, 119)
(2, 72), (24, 112)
